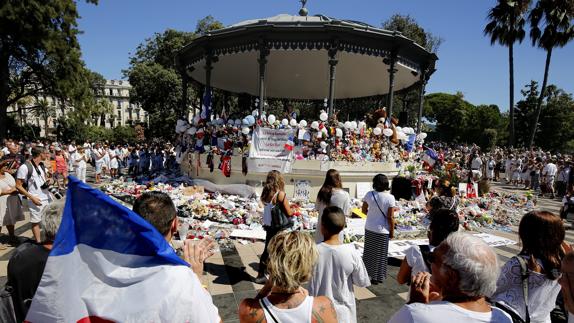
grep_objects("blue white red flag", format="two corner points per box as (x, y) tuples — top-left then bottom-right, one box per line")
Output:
(25, 177), (219, 323)
(284, 134), (295, 151)
(200, 87), (212, 121)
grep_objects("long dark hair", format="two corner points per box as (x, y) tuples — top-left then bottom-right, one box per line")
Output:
(261, 170), (285, 203)
(317, 169), (342, 204)
(519, 211), (565, 280)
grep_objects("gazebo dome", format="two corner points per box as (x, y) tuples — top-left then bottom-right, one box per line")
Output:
(176, 13), (437, 100)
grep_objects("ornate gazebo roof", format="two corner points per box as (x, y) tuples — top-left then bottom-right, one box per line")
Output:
(175, 13), (438, 100)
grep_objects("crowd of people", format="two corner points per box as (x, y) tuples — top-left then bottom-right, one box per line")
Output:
(2, 134), (574, 322)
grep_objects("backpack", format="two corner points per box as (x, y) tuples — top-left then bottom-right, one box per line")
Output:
(21, 161), (45, 190)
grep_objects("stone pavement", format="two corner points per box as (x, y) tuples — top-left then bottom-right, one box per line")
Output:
(0, 177), (567, 322)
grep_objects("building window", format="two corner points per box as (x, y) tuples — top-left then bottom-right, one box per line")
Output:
(109, 88), (114, 96)
(117, 100), (122, 109)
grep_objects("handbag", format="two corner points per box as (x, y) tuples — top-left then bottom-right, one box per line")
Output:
(270, 192), (291, 230)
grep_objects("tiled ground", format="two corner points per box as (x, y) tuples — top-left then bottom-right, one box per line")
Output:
(0, 177), (568, 322)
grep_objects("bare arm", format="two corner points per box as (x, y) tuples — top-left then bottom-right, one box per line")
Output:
(397, 258), (412, 285)
(238, 299), (264, 323)
(311, 296), (338, 323)
(362, 201), (368, 215)
(387, 207), (395, 239)
(280, 191), (293, 216)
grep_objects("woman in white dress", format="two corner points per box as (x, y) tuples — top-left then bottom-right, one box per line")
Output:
(109, 145), (119, 179)
(492, 211), (568, 323)
(0, 160), (24, 248)
(73, 147), (88, 183)
(314, 169), (351, 243)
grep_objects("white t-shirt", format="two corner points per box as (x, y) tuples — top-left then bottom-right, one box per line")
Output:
(388, 301), (512, 323)
(16, 162), (50, 201)
(73, 152), (87, 169)
(471, 157), (483, 170)
(542, 163), (558, 177)
(314, 189), (351, 242)
(362, 191), (396, 234)
(404, 245), (436, 276)
(492, 256), (561, 323)
(308, 243), (370, 323)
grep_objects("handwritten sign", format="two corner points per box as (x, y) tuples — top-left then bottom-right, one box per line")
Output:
(249, 126), (295, 160)
(249, 126), (295, 173)
(293, 180), (311, 201)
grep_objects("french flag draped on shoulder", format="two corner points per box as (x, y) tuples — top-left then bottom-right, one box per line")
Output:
(26, 177), (220, 323)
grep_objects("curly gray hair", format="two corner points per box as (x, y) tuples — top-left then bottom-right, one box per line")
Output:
(440, 232), (500, 297)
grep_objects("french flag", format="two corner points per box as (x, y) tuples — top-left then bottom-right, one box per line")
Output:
(422, 147), (439, 166)
(284, 135), (295, 151)
(25, 177), (220, 322)
(200, 86), (212, 121)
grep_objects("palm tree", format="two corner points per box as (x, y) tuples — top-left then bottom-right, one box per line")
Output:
(484, 0), (531, 147)
(528, 0), (574, 147)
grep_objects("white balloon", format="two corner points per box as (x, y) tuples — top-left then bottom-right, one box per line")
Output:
(320, 141), (328, 149)
(290, 119), (298, 127)
(350, 121), (358, 130)
(395, 126), (402, 133)
(336, 128), (343, 138)
(299, 120), (308, 128)
(344, 121), (352, 129)
(241, 127), (250, 135)
(227, 119), (234, 126)
(311, 121), (319, 130)
(373, 127), (382, 136)
(188, 127), (197, 135)
(383, 128), (393, 137)
(234, 119), (242, 126)
(242, 118), (249, 125)
(281, 118), (289, 126)
(421, 132), (428, 139)
(267, 115), (276, 124)
(320, 112), (328, 122)
(404, 127), (414, 135)
(358, 121), (366, 129)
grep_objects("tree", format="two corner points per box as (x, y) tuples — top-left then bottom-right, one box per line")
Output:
(528, 0), (574, 147)
(382, 14), (443, 53)
(0, 0), (99, 140)
(484, 0), (531, 147)
(195, 16), (225, 36)
(424, 92), (472, 142)
(125, 17), (224, 139)
(515, 81), (539, 146)
(381, 14), (442, 124)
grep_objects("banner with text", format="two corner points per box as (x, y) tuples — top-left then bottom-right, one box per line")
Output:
(249, 127), (295, 173)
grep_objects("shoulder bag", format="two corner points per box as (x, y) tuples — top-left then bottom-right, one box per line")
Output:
(270, 192), (291, 230)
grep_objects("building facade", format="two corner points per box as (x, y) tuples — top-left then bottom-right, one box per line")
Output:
(8, 80), (148, 137)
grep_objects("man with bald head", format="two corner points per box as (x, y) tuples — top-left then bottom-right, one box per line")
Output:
(389, 232), (512, 323)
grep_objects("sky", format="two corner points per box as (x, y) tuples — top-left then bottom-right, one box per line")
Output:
(76, 0), (574, 111)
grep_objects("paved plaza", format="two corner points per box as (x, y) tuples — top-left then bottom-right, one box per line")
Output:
(0, 175), (566, 322)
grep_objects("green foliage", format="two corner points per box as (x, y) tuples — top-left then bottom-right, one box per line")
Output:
(84, 126), (113, 143)
(484, 0), (531, 46)
(111, 126), (136, 144)
(0, 0), (99, 139)
(423, 92), (505, 148)
(125, 17), (223, 139)
(5, 115), (40, 140)
(195, 15), (225, 35)
(382, 14), (443, 53)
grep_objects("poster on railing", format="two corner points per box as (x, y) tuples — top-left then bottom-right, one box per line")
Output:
(248, 127), (295, 173)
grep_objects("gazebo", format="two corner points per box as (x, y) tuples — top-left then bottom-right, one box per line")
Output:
(175, 5), (438, 132)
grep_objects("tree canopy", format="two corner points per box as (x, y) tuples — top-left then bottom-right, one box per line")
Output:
(0, 0), (100, 139)
(125, 16), (224, 139)
(382, 14), (443, 53)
